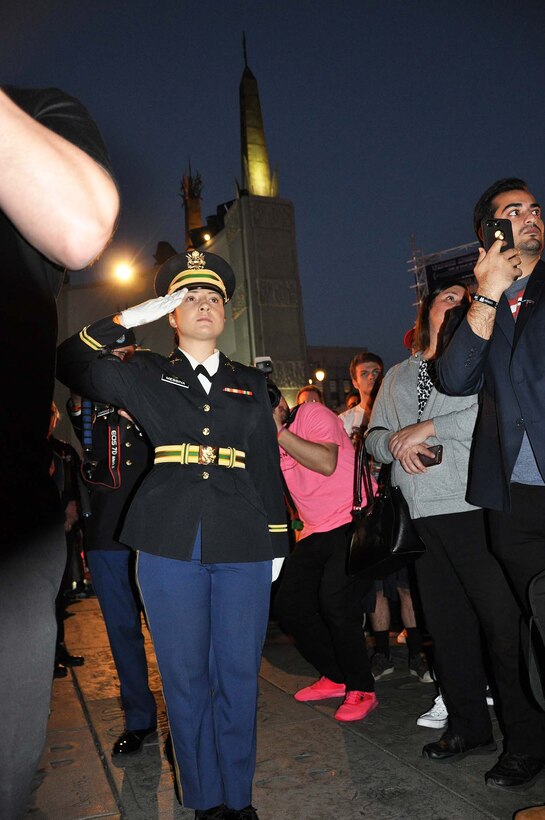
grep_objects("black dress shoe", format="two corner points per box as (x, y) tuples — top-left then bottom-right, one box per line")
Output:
(225, 807), (259, 820)
(56, 648), (85, 667)
(423, 732), (497, 763)
(53, 663), (68, 678)
(485, 752), (545, 790)
(194, 806), (227, 819)
(112, 727), (156, 756)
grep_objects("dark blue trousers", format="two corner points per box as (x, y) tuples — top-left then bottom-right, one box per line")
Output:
(86, 550), (156, 731)
(136, 548), (271, 811)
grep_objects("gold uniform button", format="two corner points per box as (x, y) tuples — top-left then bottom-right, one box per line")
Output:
(202, 427), (210, 436)
(203, 404), (211, 412)
(126, 459), (133, 466)
(202, 471), (210, 480)
(125, 441), (132, 448)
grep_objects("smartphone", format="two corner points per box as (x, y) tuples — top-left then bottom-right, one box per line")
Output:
(418, 444), (443, 467)
(481, 218), (515, 253)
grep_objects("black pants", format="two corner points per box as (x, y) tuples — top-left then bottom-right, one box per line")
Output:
(274, 523), (375, 692)
(414, 509), (545, 756)
(488, 483), (545, 619)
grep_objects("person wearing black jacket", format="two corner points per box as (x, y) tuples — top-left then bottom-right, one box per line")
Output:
(67, 336), (156, 756)
(436, 178), (545, 790)
(57, 250), (289, 820)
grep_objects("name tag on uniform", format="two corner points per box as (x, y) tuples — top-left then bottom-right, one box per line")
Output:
(223, 386), (253, 397)
(161, 374), (189, 388)
(96, 406), (114, 419)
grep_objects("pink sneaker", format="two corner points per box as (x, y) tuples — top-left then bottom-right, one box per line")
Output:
(294, 676), (346, 702)
(334, 691), (378, 722)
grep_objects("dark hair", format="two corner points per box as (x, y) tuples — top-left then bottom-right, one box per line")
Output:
(349, 351), (383, 381)
(473, 177), (528, 240)
(296, 385), (323, 404)
(413, 281), (471, 354)
(345, 389), (360, 409)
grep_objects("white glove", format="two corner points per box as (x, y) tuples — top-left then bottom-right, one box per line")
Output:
(119, 289), (187, 328)
(272, 557), (285, 583)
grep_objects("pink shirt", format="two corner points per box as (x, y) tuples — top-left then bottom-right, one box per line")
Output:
(279, 403), (357, 539)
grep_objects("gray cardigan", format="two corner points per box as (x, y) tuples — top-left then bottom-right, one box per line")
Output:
(366, 353), (479, 519)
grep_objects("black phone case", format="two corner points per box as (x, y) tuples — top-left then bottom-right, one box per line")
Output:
(482, 218), (515, 253)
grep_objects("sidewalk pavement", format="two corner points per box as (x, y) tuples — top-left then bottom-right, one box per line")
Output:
(26, 596), (543, 820)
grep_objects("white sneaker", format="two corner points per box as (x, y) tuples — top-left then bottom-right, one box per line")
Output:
(416, 694), (448, 729)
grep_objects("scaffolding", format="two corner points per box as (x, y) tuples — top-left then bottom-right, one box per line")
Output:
(408, 236), (479, 303)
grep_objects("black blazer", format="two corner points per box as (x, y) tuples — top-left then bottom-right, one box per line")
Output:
(57, 317), (289, 562)
(436, 259), (545, 512)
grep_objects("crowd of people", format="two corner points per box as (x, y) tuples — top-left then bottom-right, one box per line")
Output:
(2, 77), (545, 820)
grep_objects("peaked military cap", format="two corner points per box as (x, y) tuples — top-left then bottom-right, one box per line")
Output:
(154, 250), (236, 302)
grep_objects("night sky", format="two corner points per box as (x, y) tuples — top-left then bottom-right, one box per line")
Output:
(5, 0), (545, 367)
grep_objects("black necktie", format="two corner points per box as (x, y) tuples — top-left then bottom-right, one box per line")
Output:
(195, 364), (213, 382)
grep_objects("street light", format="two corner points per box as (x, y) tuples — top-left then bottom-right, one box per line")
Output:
(314, 369), (326, 382)
(113, 262), (133, 283)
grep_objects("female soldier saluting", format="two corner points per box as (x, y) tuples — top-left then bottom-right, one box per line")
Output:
(57, 250), (289, 820)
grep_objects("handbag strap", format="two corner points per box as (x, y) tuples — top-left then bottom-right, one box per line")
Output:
(352, 425), (395, 510)
(353, 430), (374, 510)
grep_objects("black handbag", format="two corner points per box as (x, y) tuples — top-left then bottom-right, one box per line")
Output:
(346, 436), (426, 579)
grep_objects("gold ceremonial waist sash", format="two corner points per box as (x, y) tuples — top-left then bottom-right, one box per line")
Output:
(154, 444), (245, 469)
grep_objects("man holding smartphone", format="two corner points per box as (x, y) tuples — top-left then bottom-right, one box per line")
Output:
(436, 178), (545, 791)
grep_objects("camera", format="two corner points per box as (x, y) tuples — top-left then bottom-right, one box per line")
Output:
(254, 356), (282, 408)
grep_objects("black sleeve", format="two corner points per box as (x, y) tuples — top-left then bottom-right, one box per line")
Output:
(57, 316), (138, 408)
(245, 373), (290, 557)
(2, 86), (115, 180)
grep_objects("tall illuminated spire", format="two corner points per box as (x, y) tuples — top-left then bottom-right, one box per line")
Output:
(180, 163), (204, 250)
(239, 34), (278, 197)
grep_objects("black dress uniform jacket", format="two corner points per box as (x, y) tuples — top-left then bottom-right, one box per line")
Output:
(57, 317), (289, 563)
(69, 404), (152, 551)
(436, 259), (545, 512)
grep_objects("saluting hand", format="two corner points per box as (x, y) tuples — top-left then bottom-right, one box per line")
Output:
(118, 289), (188, 328)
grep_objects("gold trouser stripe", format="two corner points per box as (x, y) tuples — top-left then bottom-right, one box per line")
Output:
(79, 326), (103, 350)
(154, 444), (245, 469)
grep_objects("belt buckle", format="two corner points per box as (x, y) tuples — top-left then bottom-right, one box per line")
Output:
(198, 445), (218, 465)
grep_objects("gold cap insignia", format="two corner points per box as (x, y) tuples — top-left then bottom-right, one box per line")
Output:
(186, 251), (206, 270)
